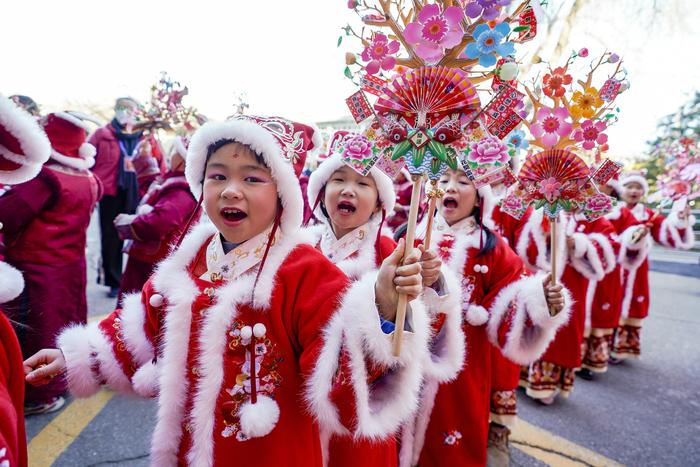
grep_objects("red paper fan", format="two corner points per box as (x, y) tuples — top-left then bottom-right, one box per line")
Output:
(519, 149), (590, 184)
(375, 66), (480, 123)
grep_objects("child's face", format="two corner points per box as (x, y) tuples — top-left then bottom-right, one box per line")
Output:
(323, 166), (380, 238)
(438, 169), (477, 226)
(203, 142), (279, 244)
(622, 182), (644, 205)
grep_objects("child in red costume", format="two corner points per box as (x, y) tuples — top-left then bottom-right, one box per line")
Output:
(115, 136), (198, 303)
(517, 207), (616, 404)
(1, 111), (102, 414)
(612, 172), (695, 360)
(400, 169), (570, 467)
(306, 131), (463, 466)
(25, 116), (433, 466)
(0, 94), (52, 467)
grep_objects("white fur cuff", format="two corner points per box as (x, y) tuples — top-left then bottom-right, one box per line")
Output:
(57, 324), (103, 398)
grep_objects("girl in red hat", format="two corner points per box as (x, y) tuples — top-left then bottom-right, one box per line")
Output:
(114, 136), (199, 303)
(0, 94), (52, 467)
(24, 116), (433, 466)
(305, 130), (463, 467)
(0, 110), (102, 415)
(400, 167), (570, 467)
(611, 172), (695, 361)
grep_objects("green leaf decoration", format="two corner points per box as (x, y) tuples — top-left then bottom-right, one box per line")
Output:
(512, 25), (531, 32)
(445, 152), (459, 170)
(344, 66), (353, 80)
(427, 140), (447, 163)
(337, 36), (343, 47)
(412, 146), (426, 167)
(391, 140), (412, 161)
(430, 157), (442, 175)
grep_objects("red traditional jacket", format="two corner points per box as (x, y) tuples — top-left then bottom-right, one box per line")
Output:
(586, 210), (631, 331)
(56, 222), (430, 467)
(126, 171), (198, 264)
(1, 164), (101, 266)
(488, 203), (534, 404)
(307, 220), (400, 467)
(613, 203), (696, 320)
(516, 210), (614, 369)
(0, 262), (27, 467)
(400, 215), (571, 467)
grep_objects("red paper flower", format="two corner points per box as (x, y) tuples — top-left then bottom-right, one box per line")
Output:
(542, 67), (572, 98)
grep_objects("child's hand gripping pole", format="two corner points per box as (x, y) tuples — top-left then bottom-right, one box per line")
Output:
(423, 179), (445, 251)
(549, 217), (558, 317)
(393, 174), (424, 356)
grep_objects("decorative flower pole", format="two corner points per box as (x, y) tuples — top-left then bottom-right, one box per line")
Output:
(501, 49), (629, 302)
(341, 0), (537, 355)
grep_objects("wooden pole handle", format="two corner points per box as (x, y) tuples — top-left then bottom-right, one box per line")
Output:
(549, 217), (558, 317)
(392, 174), (423, 357)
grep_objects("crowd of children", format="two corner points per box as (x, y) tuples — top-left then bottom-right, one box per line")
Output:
(0, 92), (695, 467)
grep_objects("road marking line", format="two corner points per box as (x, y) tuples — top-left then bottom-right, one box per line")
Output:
(27, 390), (114, 467)
(512, 418), (624, 467)
(514, 443), (588, 466)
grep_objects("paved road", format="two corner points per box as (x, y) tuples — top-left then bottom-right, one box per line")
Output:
(23, 216), (700, 466)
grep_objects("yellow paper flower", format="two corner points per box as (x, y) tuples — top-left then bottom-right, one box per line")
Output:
(570, 87), (604, 119)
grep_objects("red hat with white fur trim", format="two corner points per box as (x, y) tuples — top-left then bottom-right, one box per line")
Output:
(307, 130), (396, 220)
(620, 170), (649, 195)
(0, 95), (51, 184)
(186, 115), (321, 234)
(42, 112), (96, 170)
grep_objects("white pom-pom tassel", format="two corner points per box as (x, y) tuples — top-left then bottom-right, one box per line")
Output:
(79, 142), (97, 159)
(149, 294), (164, 308)
(465, 304), (489, 327)
(240, 326), (253, 340)
(253, 323), (266, 338)
(238, 395), (280, 438)
(132, 361), (159, 398)
(0, 261), (25, 304)
(136, 204), (154, 215)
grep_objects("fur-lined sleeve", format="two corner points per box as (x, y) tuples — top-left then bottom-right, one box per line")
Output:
(484, 240), (572, 365)
(617, 225), (652, 271)
(419, 268), (465, 383)
(657, 211), (696, 250)
(56, 280), (162, 398)
(303, 260), (429, 440)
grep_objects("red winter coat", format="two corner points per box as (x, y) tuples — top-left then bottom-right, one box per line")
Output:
(56, 222), (431, 467)
(401, 216), (571, 467)
(615, 203), (696, 321)
(0, 163), (101, 402)
(516, 211), (614, 370)
(0, 311), (27, 467)
(307, 221), (399, 467)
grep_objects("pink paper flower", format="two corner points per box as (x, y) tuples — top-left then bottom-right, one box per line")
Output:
(573, 119), (608, 150)
(502, 193), (524, 212)
(539, 177), (562, 202)
(578, 47), (589, 58)
(585, 194), (613, 213)
(361, 33), (399, 75)
(343, 134), (373, 161)
(404, 4), (464, 64)
(530, 107), (573, 147)
(467, 136), (510, 166)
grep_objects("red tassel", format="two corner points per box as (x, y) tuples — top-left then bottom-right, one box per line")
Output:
(249, 335), (258, 404)
(176, 192), (203, 248)
(374, 208), (386, 267)
(304, 187), (325, 226)
(252, 205), (283, 301)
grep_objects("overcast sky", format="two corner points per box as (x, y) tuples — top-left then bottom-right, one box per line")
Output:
(2, 0), (698, 160)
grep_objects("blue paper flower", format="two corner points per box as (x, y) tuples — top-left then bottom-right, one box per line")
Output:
(464, 22), (515, 67)
(506, 129), (529, 151)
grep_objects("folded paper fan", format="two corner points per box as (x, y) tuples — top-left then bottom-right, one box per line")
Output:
(375, 66), (480, 125)
(520, 149), (590, 185)
(518, 149), (592, 219)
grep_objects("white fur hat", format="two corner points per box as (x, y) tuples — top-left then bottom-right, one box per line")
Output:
(186, 115), (321, 234)
(307, 130), (395, 220)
